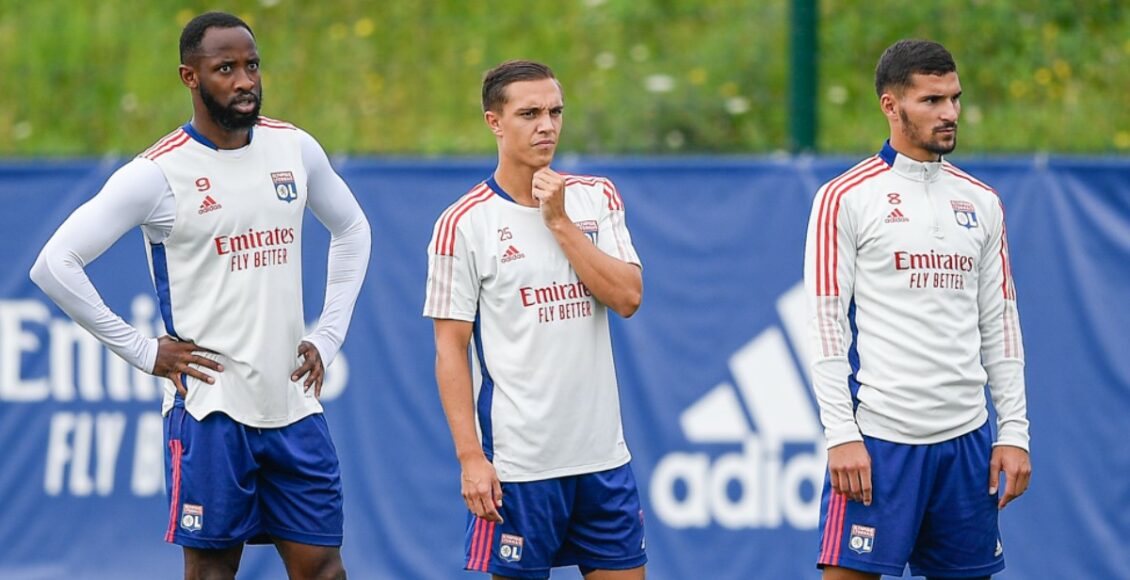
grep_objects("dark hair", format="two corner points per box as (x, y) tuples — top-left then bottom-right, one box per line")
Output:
(874, 39), (956, 97)
(180, 12), (254, 64)
(481, 60), (559, 113)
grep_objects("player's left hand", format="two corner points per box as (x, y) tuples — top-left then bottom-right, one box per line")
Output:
(989, 445), (1031, 510)
(532, 167), (567, 226)
(292, 341), (325, 397)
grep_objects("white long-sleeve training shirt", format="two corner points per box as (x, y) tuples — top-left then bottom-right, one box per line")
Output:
(31, 118), (370, 427)
(804, 141), (1029, 451)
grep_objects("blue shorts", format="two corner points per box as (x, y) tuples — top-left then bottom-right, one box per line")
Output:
(817, 421), (1004, 577)
(163, 400), (344, 549)
(465, 463), (647, 579)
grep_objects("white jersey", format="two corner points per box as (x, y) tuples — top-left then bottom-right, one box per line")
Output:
(804, 142), (1029, 450)
(31, 118), (371, 428)
(424, 175), (641, 482)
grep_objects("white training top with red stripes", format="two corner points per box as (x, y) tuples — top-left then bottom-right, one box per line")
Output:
(804, 141), (1029, 450)
(424, 174), (641, 482)
(31, 118), (371, 428)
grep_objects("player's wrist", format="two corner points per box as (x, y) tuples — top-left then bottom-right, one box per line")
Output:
(538, 209), (567, 227)
(456, 448), (487, 464)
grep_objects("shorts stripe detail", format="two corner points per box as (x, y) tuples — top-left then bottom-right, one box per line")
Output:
(481, 520), (496, 571)
(468, 517), (494, 572)
(164, 439), (184, 542)
(475, 518), (488, 570)
(467, 518), (481, 570)
(831, 492), (846, 564)
(819, 490), (846, 566)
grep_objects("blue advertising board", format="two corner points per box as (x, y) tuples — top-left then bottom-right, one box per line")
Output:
(1, 155), (1127, 578)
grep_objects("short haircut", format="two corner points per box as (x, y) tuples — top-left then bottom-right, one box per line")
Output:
(481, 60), (559, 113)
(180, 12), (255, 64)
(874, 39), (956, 97)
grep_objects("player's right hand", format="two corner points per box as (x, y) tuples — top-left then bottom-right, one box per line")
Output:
(152, 336), (224, 397)
(460, 453), (504, 523)
(828, 440), (873, 506)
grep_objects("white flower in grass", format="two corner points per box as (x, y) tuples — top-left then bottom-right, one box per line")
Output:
(646, 74), (675, 93)
(13, 121), (32, 141)
(665, 130), (685, 149)
(827, 85), (848, 105)
(120, 93), (138, 113)
(964, 105), (982, 125)
(725, 97), (750, 115)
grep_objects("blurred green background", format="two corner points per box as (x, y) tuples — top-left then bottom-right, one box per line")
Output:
(1, 0), (1127, 156)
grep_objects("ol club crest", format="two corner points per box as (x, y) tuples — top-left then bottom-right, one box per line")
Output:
(272, 171), (298, 203)
(950, 200), (978, 229)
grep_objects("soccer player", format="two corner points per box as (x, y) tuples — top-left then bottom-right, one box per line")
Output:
(804, 40), (1032, 579)
(424, 60), (646, 579)
(30, 12), (370, 580)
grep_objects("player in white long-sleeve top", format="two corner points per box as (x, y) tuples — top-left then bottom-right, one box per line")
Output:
(425, 60), (646, 580)
(804, 40), (1031, 580)
(30, 12), (369, 579)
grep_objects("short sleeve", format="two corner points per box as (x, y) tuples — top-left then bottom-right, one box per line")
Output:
(595, 179), (641, 267)
(423, 212), (480, 321)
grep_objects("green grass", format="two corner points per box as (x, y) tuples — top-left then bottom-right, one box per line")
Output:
(1, 0), (1127, 156)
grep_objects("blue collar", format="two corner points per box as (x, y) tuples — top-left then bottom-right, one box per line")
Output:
(879, 140), (898, 166)
(485, 175), (516, 203)
(879, 139), (946, 167)
(181, 122), (254, 151)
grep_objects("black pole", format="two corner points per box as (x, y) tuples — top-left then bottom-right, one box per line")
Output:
(789, 0), (818, 152)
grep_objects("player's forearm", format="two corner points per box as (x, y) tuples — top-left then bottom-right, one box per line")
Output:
(810, 357), (863, 448)
(986, 359), (1030, 451)
(547, 220), (642, 317)
(303, 215), (371, 365)
(30, 249), (158, 372)
(435, 345), (484, 462)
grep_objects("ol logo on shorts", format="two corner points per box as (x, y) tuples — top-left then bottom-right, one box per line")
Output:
(849, 524), (875, 554)
(499, 533), (524, 563)
(181, 504), (204, 532)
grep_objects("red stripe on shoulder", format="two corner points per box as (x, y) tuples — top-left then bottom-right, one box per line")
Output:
(435, 184), (493, 256)
(140, 129), (185, 158)
(145, 131), (191, 160)
(256, 116), (297, 130)
(566, 175), (623, 210)
(602, 179), (623, 211)
(942, 163), (995, 193)
(815, 157), (885, 296)
(564, 174), (601, 185)
(826, 161), (890, 296)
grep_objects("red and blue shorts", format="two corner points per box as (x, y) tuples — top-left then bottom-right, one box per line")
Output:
(817, 420), (1005, 577)
(163, 398), (344, 549)
(465, 462), (647, 579)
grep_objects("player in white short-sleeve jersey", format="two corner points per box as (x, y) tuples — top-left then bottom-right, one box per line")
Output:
(30, 12), (368, 579)
(424, 60), (647, 579)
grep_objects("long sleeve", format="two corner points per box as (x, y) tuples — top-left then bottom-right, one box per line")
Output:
(299, 130), (371, 366)
(804, 181), (862, 448)
(29, 159), (171, 372)
(977, 198), (1030, 451)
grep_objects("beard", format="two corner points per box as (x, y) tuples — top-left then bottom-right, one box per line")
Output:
(199, 82), (261, 131)
(899, 108), (957, 157)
